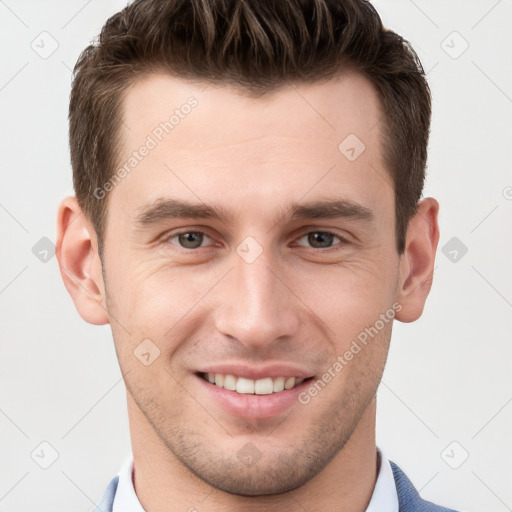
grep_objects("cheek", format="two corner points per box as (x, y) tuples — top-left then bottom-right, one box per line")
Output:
(290, 257), (398, 338)
(323, 315), (393, 401)
(105, 260), (216, 355)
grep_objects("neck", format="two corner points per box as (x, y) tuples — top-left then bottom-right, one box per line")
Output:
(128, 393), (378, 512)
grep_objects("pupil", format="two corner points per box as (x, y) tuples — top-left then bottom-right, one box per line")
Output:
(309, 232), (333, 248)
(179, 232), (202, 248)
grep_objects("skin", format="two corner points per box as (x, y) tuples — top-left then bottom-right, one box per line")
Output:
(56, 72), (439, 512)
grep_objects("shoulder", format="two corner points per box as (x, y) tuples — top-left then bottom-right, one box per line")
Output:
(390, 460), (462, 512)
(91, 474), (119, 512)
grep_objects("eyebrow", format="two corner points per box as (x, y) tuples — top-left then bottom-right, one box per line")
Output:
(133, 197), (374, 228)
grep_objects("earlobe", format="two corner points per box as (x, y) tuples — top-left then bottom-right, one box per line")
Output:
(395, 197), (440, 323)
(55, 196), (110, 325)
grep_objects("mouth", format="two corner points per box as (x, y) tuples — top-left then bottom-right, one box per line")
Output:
(193, 364), (317, 419)
(197, 372), (313, 395)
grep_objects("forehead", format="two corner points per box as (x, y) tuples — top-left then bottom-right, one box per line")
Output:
(110, 72), (392, 226)
(121, 71), (383, 149)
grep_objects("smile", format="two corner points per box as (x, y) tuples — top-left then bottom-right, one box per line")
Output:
(200, 372), (311, 395)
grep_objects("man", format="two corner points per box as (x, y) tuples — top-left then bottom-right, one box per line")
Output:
(55, 0), (460, 510)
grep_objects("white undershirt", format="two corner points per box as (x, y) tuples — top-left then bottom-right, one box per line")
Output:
(112, 446), (398, 512)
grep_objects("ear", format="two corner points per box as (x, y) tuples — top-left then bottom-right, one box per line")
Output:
(395, 197), (440, 323)
(55, 196), (109, 325)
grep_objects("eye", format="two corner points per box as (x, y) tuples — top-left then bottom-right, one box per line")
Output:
(162, 229), (348, 252)
(167, 230), (213, 249)
(295, 231), (347, 249)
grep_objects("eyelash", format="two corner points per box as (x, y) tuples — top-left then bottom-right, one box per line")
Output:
(162, 229), (350, 251)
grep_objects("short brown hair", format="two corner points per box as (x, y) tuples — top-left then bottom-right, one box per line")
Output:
(69, 0), (431, 257)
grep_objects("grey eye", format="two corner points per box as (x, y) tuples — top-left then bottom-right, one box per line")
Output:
(176, 232), (206, 249)
(296, 232), (340, 249)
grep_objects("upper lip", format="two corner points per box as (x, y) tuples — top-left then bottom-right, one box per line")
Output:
(196, 363), (315, 380)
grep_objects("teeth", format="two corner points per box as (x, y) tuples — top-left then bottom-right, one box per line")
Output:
(236, 377), (255, 394)
(204, 373), (307, 394)
(273, 377), (285, 392)
(254, 378), (273, 395)
(223, 374), (237, 391)
(284, 377), (295, 390)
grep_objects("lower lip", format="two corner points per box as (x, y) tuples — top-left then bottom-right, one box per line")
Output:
(195, 374), (313, 420)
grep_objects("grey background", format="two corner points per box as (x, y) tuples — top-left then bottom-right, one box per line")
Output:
(1, 1), (511, 511)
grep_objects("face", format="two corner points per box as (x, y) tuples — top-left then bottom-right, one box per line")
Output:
(64, 72), (424, 495)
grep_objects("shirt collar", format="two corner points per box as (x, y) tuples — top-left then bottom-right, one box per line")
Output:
(366, 447), (399, 512)
(112, 446), (398, 512)
(112, 453), (145, 512)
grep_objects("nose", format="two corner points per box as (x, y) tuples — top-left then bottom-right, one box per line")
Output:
(213, 246), (300, 351)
